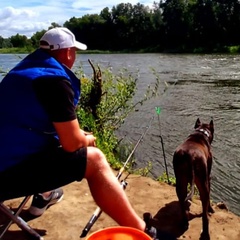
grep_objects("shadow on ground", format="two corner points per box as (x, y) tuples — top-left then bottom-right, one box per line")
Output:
(151, 200), (202, 240)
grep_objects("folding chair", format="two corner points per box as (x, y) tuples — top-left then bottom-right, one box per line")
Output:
(0, 196), (44, 240)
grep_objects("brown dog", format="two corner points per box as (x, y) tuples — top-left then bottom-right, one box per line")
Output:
(173, 118), (214, 240)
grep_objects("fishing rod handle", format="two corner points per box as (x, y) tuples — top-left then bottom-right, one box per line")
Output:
(79, 179), (128, 238)
(80, 208), (102, 238)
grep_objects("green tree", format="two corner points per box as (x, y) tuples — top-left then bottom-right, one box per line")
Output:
(31, 30), (47, 48)
(49, 22), (62, 29)
(64, 15), (106, 50)
(0, 36), (13, 49)
(160, 0), (191, 51)
(128, 3), (153, 50)
(110, 3), (133, 50)
(190, 0), (218, 51)
(150, 1), (165, 51)
(213, 0), (240, 46)
(10, 34), (31, 48)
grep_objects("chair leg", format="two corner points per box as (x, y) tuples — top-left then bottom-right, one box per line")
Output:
(0, 196), (30, 237)
(0, 197), (44, 240)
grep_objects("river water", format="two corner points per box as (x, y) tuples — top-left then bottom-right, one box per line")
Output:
(1, 53), (239, 216)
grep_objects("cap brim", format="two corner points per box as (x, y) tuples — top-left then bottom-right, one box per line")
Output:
(75, 41), (87, 50)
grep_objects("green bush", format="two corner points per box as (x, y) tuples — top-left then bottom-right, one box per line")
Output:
(227, 45), (240, 54)
(75, 62), (163, 170)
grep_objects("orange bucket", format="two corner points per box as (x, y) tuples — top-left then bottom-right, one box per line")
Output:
(85, 226), (152, 240)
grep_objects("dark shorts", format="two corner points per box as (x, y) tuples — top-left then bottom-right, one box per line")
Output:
(0, 147), (87, 201)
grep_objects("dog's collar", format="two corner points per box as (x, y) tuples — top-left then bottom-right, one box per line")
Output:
(197, 128), (210, 138)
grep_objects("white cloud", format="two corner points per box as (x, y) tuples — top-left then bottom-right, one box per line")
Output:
(0, 1), (154, 38)
(0, 6), (50, 38)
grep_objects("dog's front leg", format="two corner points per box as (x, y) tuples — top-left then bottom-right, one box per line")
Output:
(197, 180), (211, 240)
(207, 158), (214, 214)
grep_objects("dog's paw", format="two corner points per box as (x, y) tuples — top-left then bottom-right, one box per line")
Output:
(200, 231), (210, 240)
(208, 205), (215, 214)
(180, 219), (189, 231)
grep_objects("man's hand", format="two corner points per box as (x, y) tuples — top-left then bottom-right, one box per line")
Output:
(86, 134), (96, 147)
(53, 119), (97, 151)
(81, 130), (93, 136)
(81, 130), (96, 146)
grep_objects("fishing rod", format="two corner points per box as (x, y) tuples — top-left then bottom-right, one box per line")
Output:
(153, 78), (178, 184)
(80, 116), (154, 238)
(155, 107), (170, 184)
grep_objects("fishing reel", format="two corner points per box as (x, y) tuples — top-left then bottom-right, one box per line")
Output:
(120, 179), (128, 190)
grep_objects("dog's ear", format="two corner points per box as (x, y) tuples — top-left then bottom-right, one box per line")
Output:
(194, 118), (201, 129)
(210, 119), (214, 133)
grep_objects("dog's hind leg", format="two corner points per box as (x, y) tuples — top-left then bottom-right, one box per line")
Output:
(195, 177), (211, 240)
(173, 152), (192, 230)
(176, 175), (189, 230)
(174, 167), (189, 230)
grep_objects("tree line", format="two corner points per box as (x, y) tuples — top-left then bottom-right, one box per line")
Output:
(1, 0), (240, 53)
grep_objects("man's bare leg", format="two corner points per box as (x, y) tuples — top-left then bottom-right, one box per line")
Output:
(85, 147), (146, 231)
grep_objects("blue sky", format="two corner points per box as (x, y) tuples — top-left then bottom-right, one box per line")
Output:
(0, 1), (154, 38)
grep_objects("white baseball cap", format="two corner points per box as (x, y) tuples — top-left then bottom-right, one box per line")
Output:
(40, 27), (87, 50)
